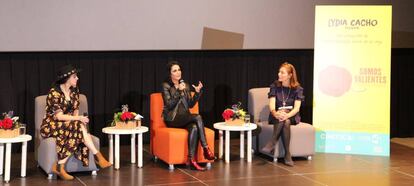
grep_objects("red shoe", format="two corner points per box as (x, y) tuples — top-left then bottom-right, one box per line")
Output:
(187, 157), (206, 171)
(203, 147), (216, 160)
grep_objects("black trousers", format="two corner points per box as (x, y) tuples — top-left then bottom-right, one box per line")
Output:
(166, 113), (208, 158)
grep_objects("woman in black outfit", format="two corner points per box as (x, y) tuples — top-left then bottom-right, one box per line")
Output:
(161, 61), (215, 171)
(261, 62), (305, 166)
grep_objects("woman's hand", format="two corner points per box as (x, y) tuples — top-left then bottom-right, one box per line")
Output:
(192, 81), (203, 93)
(178, 82), (186, 91)
(276, 110), (288, 121)
(78, 116), (89, 124)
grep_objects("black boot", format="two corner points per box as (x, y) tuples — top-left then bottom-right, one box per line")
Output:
(186, 123), (205, 170)
(192, 114), (208, 148)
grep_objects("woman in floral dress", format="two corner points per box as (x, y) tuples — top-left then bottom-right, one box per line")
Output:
(40, 64), (111, 180)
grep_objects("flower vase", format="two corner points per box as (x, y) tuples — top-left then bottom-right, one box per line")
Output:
(115, 120), (137, 129)
(224, 118), (244, 126)
(0, 128), (19, 138)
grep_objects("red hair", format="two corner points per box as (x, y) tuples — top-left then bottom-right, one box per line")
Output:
(275, 62), (301, 88)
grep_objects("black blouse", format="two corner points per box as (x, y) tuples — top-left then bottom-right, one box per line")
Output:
(268, 83), (305, 124)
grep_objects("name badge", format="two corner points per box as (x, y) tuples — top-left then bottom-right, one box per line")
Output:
(278, 106), (293, 110)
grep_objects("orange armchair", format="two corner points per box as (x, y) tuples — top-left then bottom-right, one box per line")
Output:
(150, 93), (215, 170)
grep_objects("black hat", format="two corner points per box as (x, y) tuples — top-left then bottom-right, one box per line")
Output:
(55, 64), (82, 84)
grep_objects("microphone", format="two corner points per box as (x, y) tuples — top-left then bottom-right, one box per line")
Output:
(178, 79), (187, 97)
(83, 112), (90, 131)
(179, 79), (186, 91)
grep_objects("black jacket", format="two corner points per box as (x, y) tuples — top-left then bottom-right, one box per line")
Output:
(161, 82), (202, 122)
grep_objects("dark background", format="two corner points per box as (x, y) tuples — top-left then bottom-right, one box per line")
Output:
(0, 49), (413, 151)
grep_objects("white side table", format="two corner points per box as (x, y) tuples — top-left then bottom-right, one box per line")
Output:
(0, 134), (32, 183)
(102, 126), (149, 169)
(213, 122), (257, 163)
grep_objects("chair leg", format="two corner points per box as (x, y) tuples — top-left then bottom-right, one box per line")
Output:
(307, 156), (312, 160)
(47, 173), (57, 180)
(206, 163), (212, 170)
(168, 164), (174, 170)
(91, 171), (98, 176)
(153, 156), (158, 162)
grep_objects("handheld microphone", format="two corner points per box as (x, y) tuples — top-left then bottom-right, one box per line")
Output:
(178, 79), (187, 96)
(83, 112), (90, 131)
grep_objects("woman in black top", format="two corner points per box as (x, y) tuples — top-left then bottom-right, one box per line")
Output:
(262, 62), (305, 166)
(161, 61), (215, 171)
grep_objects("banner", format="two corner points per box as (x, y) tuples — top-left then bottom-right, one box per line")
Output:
(313, 5), (392, 156)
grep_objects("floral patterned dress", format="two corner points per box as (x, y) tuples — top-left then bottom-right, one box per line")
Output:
(40, 86), (90, 166)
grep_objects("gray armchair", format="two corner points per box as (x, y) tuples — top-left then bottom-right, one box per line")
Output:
(248, 87), (315, 162)
(35, 94), (100, 179)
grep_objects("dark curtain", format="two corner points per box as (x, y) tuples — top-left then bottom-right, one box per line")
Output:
(0, 49), (412, 151)
(390, 48), (414, 138)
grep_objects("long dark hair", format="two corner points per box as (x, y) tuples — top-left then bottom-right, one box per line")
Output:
(55, 76), (71, 86)
(52, 75), (79, 94)
(52, 76), (71, 90)
(164, 60), (182, 85)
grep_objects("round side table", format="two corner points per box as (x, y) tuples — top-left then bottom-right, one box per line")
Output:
(213, 123), (257, 163)
(0, 134), (32, 183)
(102, 126), (149, 169)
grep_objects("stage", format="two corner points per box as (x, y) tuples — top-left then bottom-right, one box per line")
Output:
(3, 139), (414, 186)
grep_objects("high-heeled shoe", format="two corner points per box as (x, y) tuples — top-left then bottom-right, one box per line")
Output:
(261, 141), (275, 154)
(186, 157), (206, 171)
(203, 146), (216, 160)
(284, 153), (294, 167)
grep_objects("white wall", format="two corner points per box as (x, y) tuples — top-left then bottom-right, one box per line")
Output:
(0, 0), (412, 51)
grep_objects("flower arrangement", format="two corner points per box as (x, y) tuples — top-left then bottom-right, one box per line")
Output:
(111, 105), (143, 129)
(0, 111), (20, 138)
(0, 111), (20, 130)
(222, 102), (246, 125)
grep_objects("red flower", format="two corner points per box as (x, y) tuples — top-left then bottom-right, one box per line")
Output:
(222, 109), (234, 120)
(120, 112), (134, 121)
(2, 118), (13, 129)
(0, 120), (3, 128)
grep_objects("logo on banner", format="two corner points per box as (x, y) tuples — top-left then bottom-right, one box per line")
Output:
(355, 68), (387, 84)
(329, 19), (378, 29)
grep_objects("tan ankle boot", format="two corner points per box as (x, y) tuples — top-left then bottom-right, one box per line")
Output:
(94, 152), (112, 169)
(51, 161), (74, 180)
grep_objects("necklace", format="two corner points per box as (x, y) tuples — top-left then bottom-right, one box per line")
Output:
(281, 87), (291, 107)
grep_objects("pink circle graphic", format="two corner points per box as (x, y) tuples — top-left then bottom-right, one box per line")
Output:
(318, 65), (352, 97)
